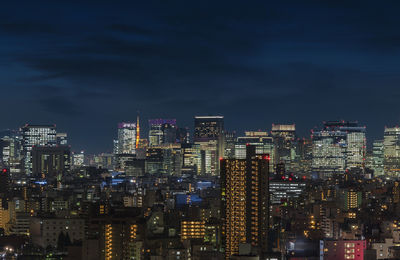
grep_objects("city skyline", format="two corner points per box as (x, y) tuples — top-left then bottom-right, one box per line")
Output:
(1, 118), (399, 154)
(2, 2), (400, 258)
(2, 1), (400, 152)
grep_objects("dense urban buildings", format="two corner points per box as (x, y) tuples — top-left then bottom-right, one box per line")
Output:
(0, 118), (400, 259)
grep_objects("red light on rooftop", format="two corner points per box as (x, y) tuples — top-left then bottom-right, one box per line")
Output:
(2, 169), (7, 173)
(302, 176), (306, 180)
(281, 176), (285, 180)
(262, 155), (270, 161)
(288, 177), (293, 181)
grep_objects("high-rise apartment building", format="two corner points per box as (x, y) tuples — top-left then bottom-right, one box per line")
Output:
(221, 146), (269, 258)
(21, 124), (57, 176)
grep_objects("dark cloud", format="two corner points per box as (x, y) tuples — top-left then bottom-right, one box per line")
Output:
(39, 96), (81, 117)
(0, 1), (400, 152)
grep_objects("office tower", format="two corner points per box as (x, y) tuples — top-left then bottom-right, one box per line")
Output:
(0, 135), (22, 177)
(224, 131), (236, 159)
(148, 119), (177, 146)
(148, 120), (163, 146)
(56, 133), (68, 145)
(182, 143), (201, 174)
(311, 121), (366, 179)
(221, 146), (269, 258)
(145, 144), (182, 175)
(384, 127), (400, 176)
(346, 130), (366, 169)
(21, 124), (57, 175)
(117, 122), (136, 155)
(162, 122), (177, 144)
(235, 131), (274, 173)
(372, 140), (384, 176)
(31, 146), (70, 183)
(194, 116), (224, 176)
(194, 116), (224, 140)
(269, 175), (306, 204)
(293, 138), (313, 174)
(92, 153), (114, 170)
(271, 124), (296, 171)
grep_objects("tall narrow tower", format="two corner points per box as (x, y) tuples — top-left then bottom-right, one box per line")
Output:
(136, 114), (140, 149)
(221, 145), (270, 258)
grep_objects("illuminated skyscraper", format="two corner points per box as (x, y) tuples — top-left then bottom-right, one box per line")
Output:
(194, 116), (224, 140)
(224, 131), (236, 159)
(136, 114), (140, 149)
(21, 124), (57, 176)
(311, 121), (366, 179)
(148, 119), (177, 146)
(235, 131), (274, 172)
(117, 122), (136, 154)
(194, 116), (224, 176)
(0, 135), (22, 177)
(383, 127), (400, 176)
(221, 146), (269, 258)
(372, 140), (384, 176)
(346, 130), (366, 169)
(271, 124), (296, 171)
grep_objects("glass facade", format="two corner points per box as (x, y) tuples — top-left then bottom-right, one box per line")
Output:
(21, 124), (57, 176)
(383, 127), (400, 176)
(117, 122), (136, 154)
(311, 121), (366, 179)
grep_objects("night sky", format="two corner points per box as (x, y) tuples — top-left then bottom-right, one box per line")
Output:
(2, 1), (400, 153)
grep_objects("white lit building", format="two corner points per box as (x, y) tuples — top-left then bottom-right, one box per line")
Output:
(117, 122), (136, 154)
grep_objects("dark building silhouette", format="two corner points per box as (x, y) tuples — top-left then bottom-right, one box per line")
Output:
(31, 146), (70, 183)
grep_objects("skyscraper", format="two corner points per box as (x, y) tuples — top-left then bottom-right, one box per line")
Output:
(117, 122), (136, 154)
(21, 124), (57, 176)
(194, 116), (224, 176)
(311, 121), (366, 179)
(148, 119), (177, 146)
(372, 140), (384, 176)
(271, 124), (296, 172)
(221, 145), (269, 258)
(235, 131), (274, 173)
(383, 127), (400, 176)
(31, 146), (70, 183)
(194, 116), (224, 140)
